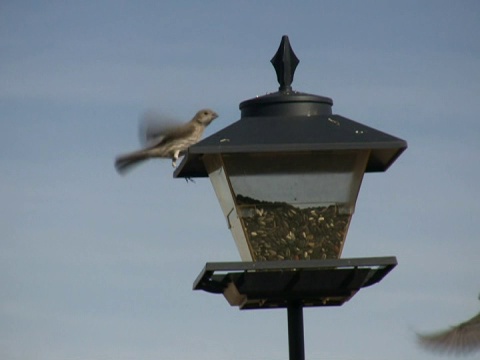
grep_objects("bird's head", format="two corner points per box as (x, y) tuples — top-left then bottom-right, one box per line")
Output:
(194, 109), (218, 126)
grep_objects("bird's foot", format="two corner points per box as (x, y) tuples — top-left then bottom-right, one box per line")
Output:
(172, 150), (180, 168)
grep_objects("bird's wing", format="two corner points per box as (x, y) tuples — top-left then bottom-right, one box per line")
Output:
(138, 110), (184, 148)
(417, 312), (480, 355)
(158, 123), (194, 141)
(140, 123), (195, 151)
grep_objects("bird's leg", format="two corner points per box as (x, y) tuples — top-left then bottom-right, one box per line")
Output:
(172, 150), (180, 168)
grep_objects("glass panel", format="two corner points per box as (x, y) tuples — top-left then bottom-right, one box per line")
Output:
(224, 152), (368, 212)
(203, 154), (253, 260)
(222, 151), (369, 261)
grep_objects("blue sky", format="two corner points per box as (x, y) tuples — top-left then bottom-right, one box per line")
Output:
(1, 1), (479, 359)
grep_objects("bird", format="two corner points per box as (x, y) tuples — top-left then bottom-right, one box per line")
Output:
(416, 294), (480, 355)
(115, 108), (218, 174)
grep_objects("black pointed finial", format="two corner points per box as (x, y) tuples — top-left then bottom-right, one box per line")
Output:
(270, 35), (299, 92)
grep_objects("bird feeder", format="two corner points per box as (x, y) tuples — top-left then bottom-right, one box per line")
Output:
(175, 36), (407, 360)
(175, 36), (406, 262)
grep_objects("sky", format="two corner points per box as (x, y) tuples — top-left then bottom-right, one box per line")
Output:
(1, 1), (479, 359)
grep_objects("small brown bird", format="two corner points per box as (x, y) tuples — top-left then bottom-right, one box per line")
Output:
(417, 295), (480, 355)
(115, 109), (218, 174)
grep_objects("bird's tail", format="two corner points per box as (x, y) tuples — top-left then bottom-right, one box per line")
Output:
(115, 149), (151, 175)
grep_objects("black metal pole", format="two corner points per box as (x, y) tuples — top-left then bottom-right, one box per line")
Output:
(287, 302), (305, 360)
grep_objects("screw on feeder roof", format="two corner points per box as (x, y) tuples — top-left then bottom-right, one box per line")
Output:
(271, 35), (299, 92)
